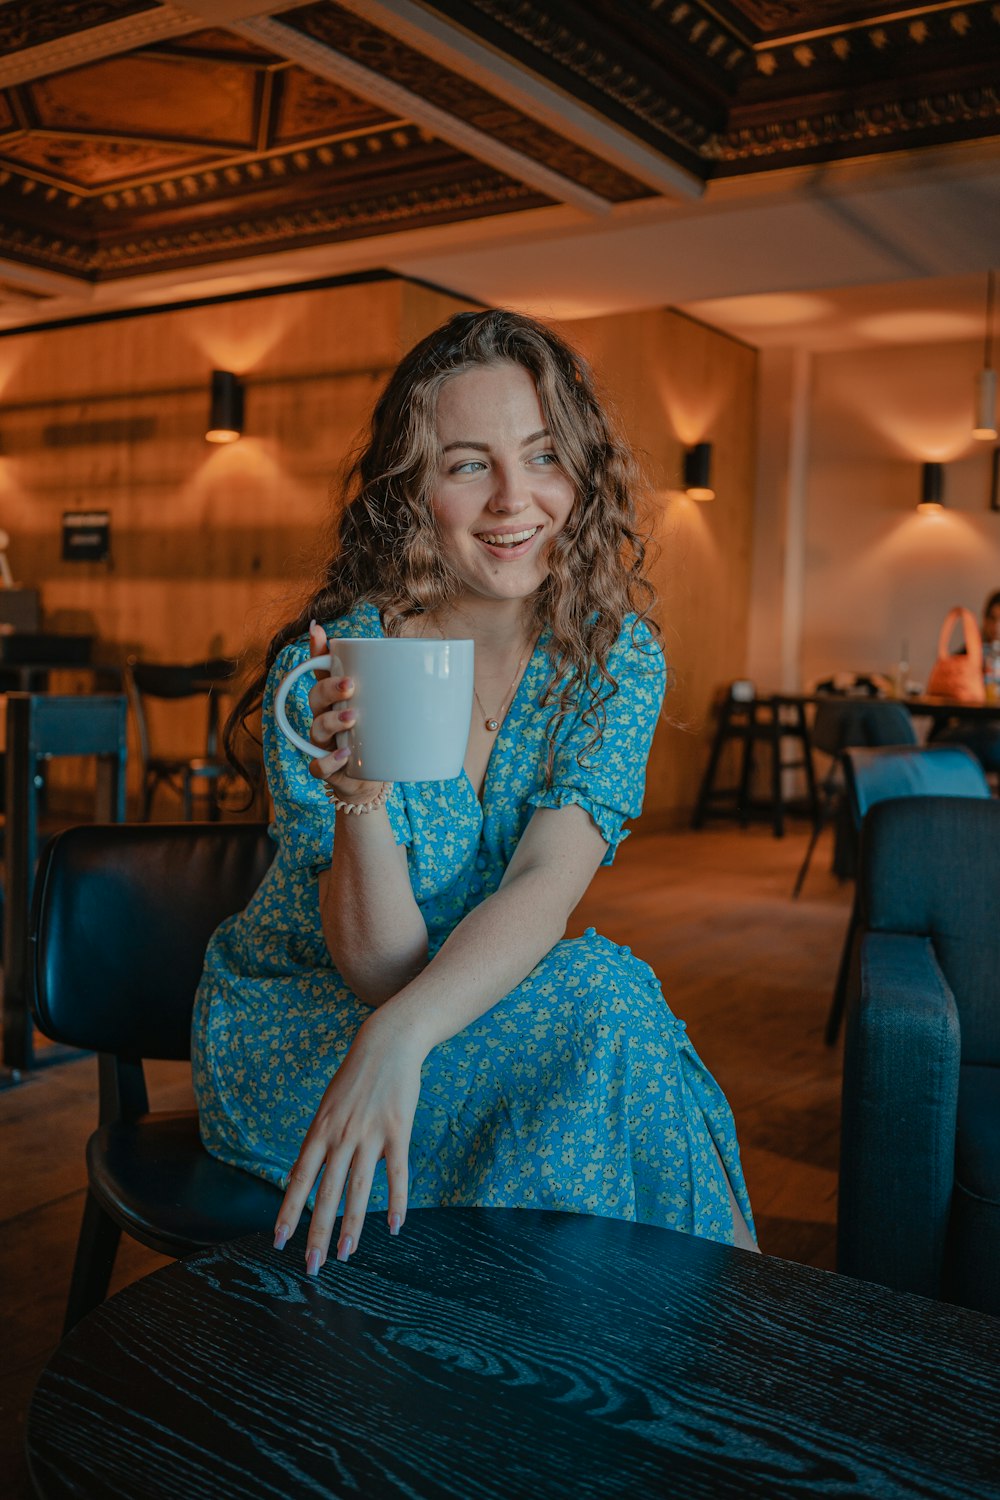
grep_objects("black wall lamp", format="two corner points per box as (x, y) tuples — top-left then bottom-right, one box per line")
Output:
(683, 442), (715, 501)
(918, 461), (945, 514)
(205, 370), (244, 444)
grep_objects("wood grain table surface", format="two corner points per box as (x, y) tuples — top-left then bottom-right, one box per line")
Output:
(26, 1208), (1000, 1500)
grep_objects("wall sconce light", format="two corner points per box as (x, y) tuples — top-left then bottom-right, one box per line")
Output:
(973, 270), (998, 441)
(917, 461), (945, 514)
(683, 442), (715, 501)
(205, 370), (244, 444)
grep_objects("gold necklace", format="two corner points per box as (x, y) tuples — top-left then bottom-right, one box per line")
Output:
(474, 645), (531, 732)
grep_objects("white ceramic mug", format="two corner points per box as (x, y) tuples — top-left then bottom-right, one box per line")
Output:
(274, 636), (474, 782)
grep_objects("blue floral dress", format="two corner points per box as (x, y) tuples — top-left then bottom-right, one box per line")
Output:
(192, 603), (755, 1246)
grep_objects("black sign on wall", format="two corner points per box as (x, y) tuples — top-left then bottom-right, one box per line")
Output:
(62, 510), (110, 562)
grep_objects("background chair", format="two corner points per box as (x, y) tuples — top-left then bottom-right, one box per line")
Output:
(30, 820), (281, 1333)
(692, 684), (818, 838)
(838, 795), (1000, 1316)
(929, 718), (1000, 785)
(124, 656), (237, 820)
(792, 698), (917, 898)
(824, 743), (991, 1045)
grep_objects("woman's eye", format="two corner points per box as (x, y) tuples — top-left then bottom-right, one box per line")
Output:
(450, 459), (487, 475)
(530, 451), (559, 466)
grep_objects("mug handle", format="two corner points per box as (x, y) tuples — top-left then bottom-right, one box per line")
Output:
(274, 651), (344, 757)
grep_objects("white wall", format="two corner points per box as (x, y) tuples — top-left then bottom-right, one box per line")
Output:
(750, 337), (1000, 692)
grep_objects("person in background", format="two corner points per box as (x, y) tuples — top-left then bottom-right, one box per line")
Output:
(982, 589), (1000, 647)
(192, 308), (757, 1278)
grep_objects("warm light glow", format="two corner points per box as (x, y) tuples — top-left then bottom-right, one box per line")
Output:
(205, 427), (241, 445)
(686, 293), (833, 329)
(686, 485), (715, 502)
(916, 501), (944, 516)
(855, 310), (982, 343)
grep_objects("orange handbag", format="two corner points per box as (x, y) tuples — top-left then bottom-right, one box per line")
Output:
(925, 606), (985, 703)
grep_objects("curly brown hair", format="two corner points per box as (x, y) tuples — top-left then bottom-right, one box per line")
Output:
(225, 307), (659, 786)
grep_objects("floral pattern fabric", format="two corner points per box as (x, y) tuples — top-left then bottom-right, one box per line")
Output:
(192, 603), (755, 1246)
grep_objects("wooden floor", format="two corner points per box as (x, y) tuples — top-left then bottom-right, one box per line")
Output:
(0, 819), (851, 1498)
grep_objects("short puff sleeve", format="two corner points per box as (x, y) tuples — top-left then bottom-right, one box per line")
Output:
(526, 617), (665, 865)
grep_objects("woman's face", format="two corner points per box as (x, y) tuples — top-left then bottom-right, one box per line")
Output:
(430, 362), (576, 609)
(984, 602), (1000, 644)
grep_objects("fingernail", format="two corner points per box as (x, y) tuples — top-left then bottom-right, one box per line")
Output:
(389, 1213), (401, 1237)
(309, 618), (317, 630)
(306, 1248), (321, 1276)
(338, 710), (354, 724)
(337, 1235), (353, 1263)
(273, 1224), (289, 1251)
(339, 677), (353, 692)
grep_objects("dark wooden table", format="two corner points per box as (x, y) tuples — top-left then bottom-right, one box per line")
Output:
(26, 1209), (1000, 1499)
(902, 693), (1000, 724)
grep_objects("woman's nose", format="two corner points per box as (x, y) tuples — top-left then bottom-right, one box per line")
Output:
(487, 462), (530, 512)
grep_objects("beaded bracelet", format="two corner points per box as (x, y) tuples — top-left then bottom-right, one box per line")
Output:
(321, 779), (392, 815)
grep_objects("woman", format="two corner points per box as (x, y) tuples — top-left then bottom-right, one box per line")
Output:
(193, 309), (756, 1274)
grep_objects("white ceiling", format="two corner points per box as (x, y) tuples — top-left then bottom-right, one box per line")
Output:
(1, 138), (998, 351)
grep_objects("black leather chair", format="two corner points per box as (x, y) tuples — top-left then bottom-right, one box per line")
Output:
(30, 820), (282, 1333)
(124, 656), (238, 820)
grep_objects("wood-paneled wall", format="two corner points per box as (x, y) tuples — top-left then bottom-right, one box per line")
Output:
(0, 278), (469, 807)
(0, 282), (756, 822)
(565, 309), (758, 827)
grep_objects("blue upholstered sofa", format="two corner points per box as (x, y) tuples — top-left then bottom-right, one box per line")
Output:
(838, 795), (1000, 1317)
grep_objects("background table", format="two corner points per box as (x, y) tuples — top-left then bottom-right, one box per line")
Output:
(27, 1208), (1000, 1499)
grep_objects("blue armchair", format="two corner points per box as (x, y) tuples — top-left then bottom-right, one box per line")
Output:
(838, 795), (1000, 1316)
(825, 744), (991, 1044)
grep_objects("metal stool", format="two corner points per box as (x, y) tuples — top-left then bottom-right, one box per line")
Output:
(692, 687), (819, 838)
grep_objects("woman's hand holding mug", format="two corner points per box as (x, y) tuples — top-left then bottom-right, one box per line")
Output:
(273, 628), (475, 784)
(303, 622), (385, 803)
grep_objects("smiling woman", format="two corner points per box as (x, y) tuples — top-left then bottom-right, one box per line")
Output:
(192, 309), (757, 1281)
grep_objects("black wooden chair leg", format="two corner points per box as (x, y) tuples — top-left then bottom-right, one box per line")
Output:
(825, 898), (858, 1047)
(64, 1190), (122, 1335)
(792, 816), (824, 899)
(770, 718), (784, 838)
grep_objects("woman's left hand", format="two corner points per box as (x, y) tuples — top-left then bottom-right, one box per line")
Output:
(272, 1006), (425, 1270)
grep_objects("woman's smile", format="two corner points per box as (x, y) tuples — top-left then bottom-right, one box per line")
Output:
(431, 362), (576, 606)
(474, 524), (542, 557)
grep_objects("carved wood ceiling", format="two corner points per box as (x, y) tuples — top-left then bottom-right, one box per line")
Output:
(0, 0), (998, 292)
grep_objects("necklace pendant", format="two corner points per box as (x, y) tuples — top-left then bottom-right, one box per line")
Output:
(484, 717), (500, 732)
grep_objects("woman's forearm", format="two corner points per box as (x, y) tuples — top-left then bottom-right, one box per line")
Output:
(320, 808), (428, 1005)
(375, 866), (574, 1054)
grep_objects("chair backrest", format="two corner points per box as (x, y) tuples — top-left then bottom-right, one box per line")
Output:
(124, 656), (237, 763)
(31, 821), (273, 1061)
(811, 698), (918, 758)
(128, 657), (236, 701)
(843, 743), (990, 825)
(860, 796), (1000, 1063)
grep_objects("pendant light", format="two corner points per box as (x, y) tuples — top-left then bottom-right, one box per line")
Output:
(973, 270), (997, 441)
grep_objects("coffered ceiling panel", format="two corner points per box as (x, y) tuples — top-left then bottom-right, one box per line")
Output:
(0, 0), (997, 310)
(28, 53), (260, 145)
